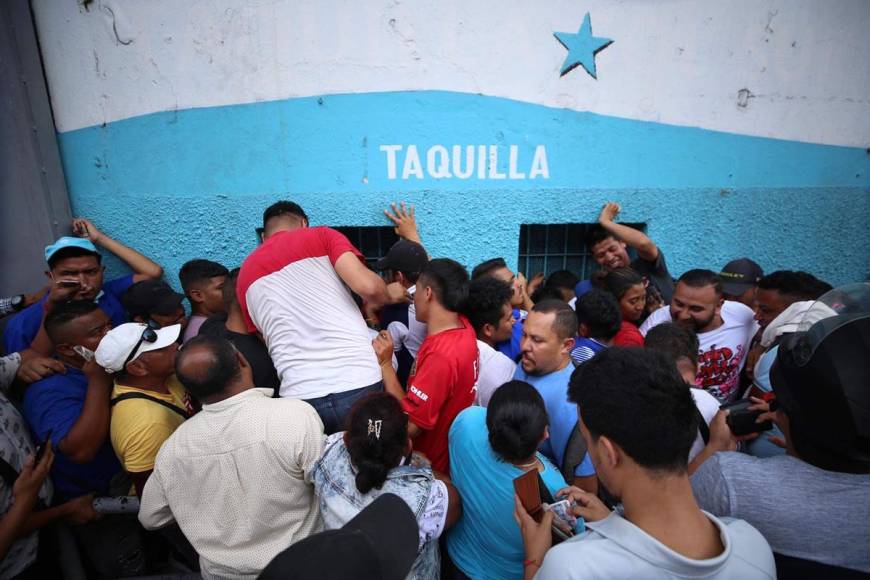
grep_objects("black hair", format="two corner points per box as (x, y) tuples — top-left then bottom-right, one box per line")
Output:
(758, 270), (832, 302)
(345, 393), (409, 494)
(546, 270), (580, 292)
(178, 259), (229, 294)
(47, 247), (102, 270)
(585, 225), (618, 250)
(463, 277), (513, 334)
(419, 258), (470, 312)
(530, 285), (565, 304)
(471, 258), (508, 281)
(531, 299), (578, 341)
(575, 289), (622, 340)
(486, 381), (549, 462)
(592, 267), (644, 300)
(677, 269), (723, 297)
(222, 268), (241, 309)
(569, 348), (698, 472)
(262, 200), (308, 229)
(175, 334), (243, 400)
(44, 300), (101, 344)
(644, 322), (700, 367)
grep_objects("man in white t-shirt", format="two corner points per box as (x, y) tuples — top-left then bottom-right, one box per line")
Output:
(514, 348), (775, 580)
(461, 277), (517, 406)
(237, 201), (407, 434)
(640, 269), (758, 403)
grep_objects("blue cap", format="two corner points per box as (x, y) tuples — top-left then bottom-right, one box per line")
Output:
(44, 236), (99, 263)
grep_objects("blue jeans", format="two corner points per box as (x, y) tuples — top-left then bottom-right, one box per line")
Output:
(304, 381), (384, 435)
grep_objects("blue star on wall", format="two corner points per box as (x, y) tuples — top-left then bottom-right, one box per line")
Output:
(554, 13), (613, 79)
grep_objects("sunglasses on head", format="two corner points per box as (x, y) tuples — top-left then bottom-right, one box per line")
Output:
(121, 320), (160, 371)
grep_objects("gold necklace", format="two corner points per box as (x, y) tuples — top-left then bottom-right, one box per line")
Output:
(513, 457), (539, 470)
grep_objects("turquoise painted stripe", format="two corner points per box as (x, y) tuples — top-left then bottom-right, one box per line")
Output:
(54, 91), (870, 289)
(58, 91), (870, 197)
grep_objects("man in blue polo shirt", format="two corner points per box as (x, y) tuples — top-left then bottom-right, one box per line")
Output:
(4, 217), (163, 354)
(514, 300), (598, 493)
(23, 300), (148, 577)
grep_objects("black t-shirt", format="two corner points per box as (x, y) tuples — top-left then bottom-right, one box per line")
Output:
(631, 250), (674, 305)
(200, 314), (280, 393)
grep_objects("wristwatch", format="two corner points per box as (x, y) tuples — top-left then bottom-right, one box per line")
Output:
(10, 295), (25, 312)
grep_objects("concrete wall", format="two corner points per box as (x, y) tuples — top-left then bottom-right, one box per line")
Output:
(31, 0), (870, 286)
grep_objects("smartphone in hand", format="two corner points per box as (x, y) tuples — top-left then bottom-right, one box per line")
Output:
(34, 430), (53, 462)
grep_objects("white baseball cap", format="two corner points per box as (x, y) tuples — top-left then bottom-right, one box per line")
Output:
(95, 322), (181, 373)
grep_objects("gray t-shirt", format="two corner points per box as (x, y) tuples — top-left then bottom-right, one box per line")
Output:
(632, 249), (674, 305)
(691, 451), (870, 572)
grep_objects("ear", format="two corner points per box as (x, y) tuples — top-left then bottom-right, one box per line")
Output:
(189, 288), (205, 304)
(561, 336), (575, 355)
(541, 425), (550, 443)
(481, 322), (495, 341)
(578, 322), (590, 338)
(125, 359), (148, 377)
(45, 270), (53, 281)
(56, 343), (77, 359)
(235, 349), (250, 370)
(597, 435), (621, 471)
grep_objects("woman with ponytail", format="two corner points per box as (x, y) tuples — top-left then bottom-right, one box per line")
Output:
(592, 267), (648, 347)
(311, 393), (460, 579)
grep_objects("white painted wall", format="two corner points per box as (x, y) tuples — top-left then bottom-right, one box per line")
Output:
(33, 0), (870, 146)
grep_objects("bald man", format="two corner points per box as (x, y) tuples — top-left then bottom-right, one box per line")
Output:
(139, 335), (325, 579)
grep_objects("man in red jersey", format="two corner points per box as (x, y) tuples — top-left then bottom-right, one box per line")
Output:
(400, 258), (479, 474)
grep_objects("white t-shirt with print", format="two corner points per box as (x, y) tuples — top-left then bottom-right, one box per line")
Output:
(640, 301), (758, 403)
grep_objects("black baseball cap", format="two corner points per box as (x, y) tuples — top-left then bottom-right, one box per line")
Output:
(258, 493), (419, 580)
(122, 280), (185, 318)
(376, 240), (428, 274)
(719, 258), (763, 296)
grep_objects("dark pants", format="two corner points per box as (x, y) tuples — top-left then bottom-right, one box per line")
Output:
(304, 381), (384, 434)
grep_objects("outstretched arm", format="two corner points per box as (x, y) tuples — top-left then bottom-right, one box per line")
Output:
(597, 203), (659, 262)
(73, 218), (163, 281)
(334, 253), (408, 310)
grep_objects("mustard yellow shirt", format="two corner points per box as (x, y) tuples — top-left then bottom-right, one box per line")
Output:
(110, 376), (191, 475)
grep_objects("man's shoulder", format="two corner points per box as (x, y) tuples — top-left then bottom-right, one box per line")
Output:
(717, 515), (776, 578)
(2, 302), (42, 351)
(538, 529), (636, 578)
(26, 371), (82, 403)
(639, 305), (671, 335)
(721, 300), (757, 328)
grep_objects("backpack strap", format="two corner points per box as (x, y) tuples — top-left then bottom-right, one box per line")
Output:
(111, 392), (191, 419)
(560, 422), (588, 483)
(696, 406), (710, 445)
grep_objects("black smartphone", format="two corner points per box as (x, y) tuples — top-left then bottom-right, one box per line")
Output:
(56, 279), (81, 289)
(721, 400), (772, 436)
(34, 430), (52, 462)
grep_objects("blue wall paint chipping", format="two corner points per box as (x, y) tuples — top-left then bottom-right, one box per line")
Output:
(56, 91), (870, 287)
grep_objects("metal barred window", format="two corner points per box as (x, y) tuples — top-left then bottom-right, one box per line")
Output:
(333, 226), (399, 270)
(517, 223), (646, 280)
(254, 226), (398, 271)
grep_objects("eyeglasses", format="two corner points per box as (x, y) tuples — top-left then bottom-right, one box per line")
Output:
(121, 321), (159, 371)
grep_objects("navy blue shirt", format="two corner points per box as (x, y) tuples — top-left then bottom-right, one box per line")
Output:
(23, 366), (122, 500)
(3, 275), (134, 354)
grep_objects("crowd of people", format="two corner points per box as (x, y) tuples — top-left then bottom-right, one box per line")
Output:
(0, 201), (867, 579)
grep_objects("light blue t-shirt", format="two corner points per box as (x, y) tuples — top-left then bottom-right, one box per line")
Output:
(513, 363), (596, 477)
(446, 407), (583, 580)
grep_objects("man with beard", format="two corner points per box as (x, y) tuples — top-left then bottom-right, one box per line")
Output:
(640, 270), (757, 404)
(513, 300), (597, 492)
